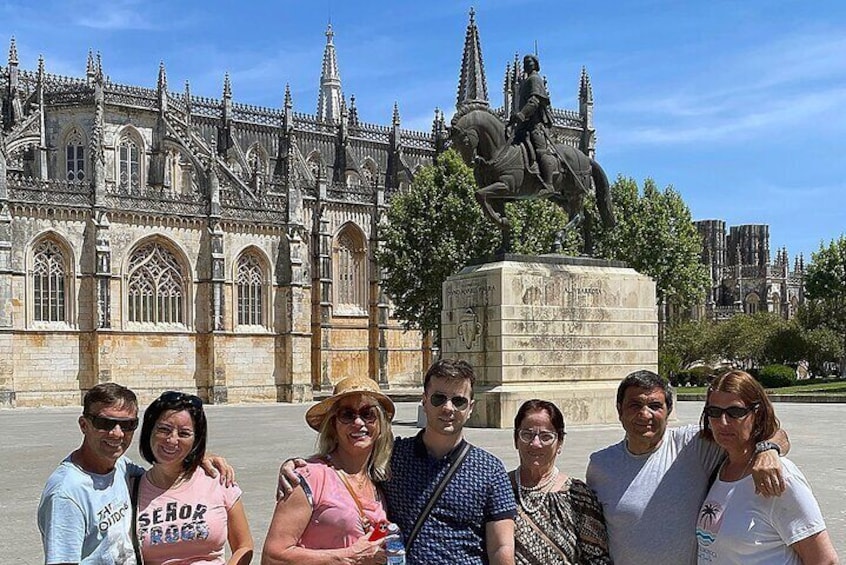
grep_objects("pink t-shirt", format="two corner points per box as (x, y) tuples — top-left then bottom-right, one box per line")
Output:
(298, 459), (388, 550)
(137, 467), (242, 565)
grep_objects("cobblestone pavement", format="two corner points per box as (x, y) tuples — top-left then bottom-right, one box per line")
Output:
(3, 400), (842, 562)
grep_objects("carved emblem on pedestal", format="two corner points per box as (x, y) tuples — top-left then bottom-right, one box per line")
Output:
(457, 307), (482, 350)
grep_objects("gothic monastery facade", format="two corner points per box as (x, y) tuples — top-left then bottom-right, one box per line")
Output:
(0, 11), (597, 406)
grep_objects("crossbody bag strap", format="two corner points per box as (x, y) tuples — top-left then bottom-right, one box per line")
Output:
(129, 475), (144, 565)
(334, 467), (373, 532)
(405, 441), (471, 552)
(516, 506), (568, 562)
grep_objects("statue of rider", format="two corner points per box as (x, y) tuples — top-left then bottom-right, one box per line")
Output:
(508, 54), (556, 191)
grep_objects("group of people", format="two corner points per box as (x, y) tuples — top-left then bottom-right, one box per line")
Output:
(38, 360), (838, 564)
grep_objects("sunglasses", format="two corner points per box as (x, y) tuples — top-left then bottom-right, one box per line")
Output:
(517, 429), (560, 446)
(429, 392), (470, 410)
(703, 404), (759, 420)
(159, 390), (203, 408)
(337, 406), (379, 425)
(85, 414), (139, 432)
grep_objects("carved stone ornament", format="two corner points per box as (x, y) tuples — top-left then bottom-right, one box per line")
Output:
(457, 307), (482, 350)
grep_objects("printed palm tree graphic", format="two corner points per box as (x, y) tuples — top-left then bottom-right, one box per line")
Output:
(700, 503), (719, 527)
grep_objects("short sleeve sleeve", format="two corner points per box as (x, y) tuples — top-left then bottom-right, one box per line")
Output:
(484, 456), (517, 522)
(221, 481), (243, 510)
(771, 468), (826, 545)
(39, 494), (85, 564)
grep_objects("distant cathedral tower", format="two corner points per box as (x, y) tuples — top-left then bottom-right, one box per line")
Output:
(317, 24), (343, 123)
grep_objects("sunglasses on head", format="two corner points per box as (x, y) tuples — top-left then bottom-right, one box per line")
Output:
(85, 414), (139, 432)
(703, 403), (759, 420)
(337, 406), (379, 425)
(159, 390), (203, 408)
(429, 392), (470, 410)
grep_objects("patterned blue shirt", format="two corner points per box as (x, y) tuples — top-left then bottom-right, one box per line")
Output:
(383, 431), (517, 564)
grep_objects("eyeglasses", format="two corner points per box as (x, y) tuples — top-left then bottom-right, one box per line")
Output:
(154, 424), (195, 440)
(337, 406), (379, 425)
(517, 429), (560, 446)
(429, 393), (470, 410)
(85, 414), (139, 432)
(703, 404), (759, 420)
(159, 391), (203, 408)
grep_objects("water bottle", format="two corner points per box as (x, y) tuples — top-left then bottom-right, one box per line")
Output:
(385, 522), (406, 565)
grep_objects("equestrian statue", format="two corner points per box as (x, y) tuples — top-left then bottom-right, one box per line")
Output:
(449, 54), (615, 255)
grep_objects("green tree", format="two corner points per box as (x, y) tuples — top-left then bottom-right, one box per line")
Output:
(804, 235), (846, 373)
(660, 319), (717, 376)
(378, 149), (565, 338)
(594, 176), (709, 337)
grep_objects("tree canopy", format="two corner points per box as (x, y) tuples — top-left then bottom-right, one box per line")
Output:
(803, 235), (846, 372)
(594, 176), (709, 309)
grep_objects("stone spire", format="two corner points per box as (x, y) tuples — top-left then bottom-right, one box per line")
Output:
(392, 102), (401, 127)
(579, 66), (593, 103)
(86, 49), (96, 79)
(8, 37), (18, 65)
(348, 94), (359, 127)
(579, 66), (595, 156)
(456, 7), (488, 108)
(317, 23), (343, 123)
(284, 83), (293, 109)
(223, 72), (232, 99)
(157, 61), (167, 92)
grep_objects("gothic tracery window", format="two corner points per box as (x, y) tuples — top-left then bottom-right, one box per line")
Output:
(237, 252), (265, 326)
(119, 136), (141, 192)
(33, 240), (67, 322)
(306, 153), (321, 180)
(745, 292), (760, 315)
(65, 129), (85, 182)
(333, 225), (367, 314)
(127, 242), (186, 325)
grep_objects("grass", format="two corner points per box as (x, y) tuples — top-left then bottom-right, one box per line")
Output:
(677, 379), (846, 397)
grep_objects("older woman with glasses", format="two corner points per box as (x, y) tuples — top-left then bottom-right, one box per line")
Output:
(262, 376), (395, 565)
(697, 370), (838, 563)
(135, 391), (253, 565)
(510, 399), (611, 564)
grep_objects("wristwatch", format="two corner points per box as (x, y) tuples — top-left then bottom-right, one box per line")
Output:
(755, 440), (781, 455)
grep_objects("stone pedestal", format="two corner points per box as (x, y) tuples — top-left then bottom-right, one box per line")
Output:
(441, 255), (657, 428)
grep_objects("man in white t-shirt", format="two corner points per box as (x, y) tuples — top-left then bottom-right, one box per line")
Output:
(586, 370), (789, 565)
(38, 383), (143, 564)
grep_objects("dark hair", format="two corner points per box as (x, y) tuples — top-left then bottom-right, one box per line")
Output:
(83, 383), (137, 415)
(524, 54), (540, 72)
(616, 370), (674, 414)
(513, 399), (565, 441)
(423, 359), (476, 398)
(701, 370), (779, 444)
(140, 391), (207, 473)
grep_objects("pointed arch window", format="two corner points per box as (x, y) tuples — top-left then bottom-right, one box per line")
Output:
(33, 240), (67, 322)
(237, 252), (266, 326)
(333, 225), (367, 315)
(306, 153), (321, 180)
(745, 292), (760, 315)
(65, 129), (85, 182)
(127, 242), (186, 324)
(119, 136), (141, 192)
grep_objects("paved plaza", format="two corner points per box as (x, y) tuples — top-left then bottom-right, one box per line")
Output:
(2, 400), (843, 562)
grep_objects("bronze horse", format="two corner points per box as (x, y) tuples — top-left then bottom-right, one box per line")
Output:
(450, 105), (615, 253)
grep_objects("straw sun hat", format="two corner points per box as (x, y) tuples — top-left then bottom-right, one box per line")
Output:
(305, 376), (395, 431)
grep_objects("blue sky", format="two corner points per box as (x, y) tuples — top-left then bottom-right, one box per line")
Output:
(4, 0), (845, 261)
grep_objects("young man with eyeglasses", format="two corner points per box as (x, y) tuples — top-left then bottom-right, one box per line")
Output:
(37, 384), (232, 565)
(585, 370), (790, 565)
(279, 359), (517, 564)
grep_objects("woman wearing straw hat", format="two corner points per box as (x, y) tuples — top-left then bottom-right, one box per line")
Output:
(262, 376), (395, 565)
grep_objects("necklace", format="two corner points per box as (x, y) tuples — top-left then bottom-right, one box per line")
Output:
(516, 466), (559, 513)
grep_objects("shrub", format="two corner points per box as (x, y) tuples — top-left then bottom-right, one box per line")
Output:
(757, 364), (796, 389)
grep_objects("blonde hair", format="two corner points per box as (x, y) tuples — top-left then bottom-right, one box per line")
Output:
(315, 393), (393, 482)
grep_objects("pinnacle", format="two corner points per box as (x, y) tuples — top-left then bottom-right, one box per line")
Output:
(158, 60), (167, 91)
(9, 36), (18, 64)
(223, 72), (232, 98)
(284, 83), (293, 108)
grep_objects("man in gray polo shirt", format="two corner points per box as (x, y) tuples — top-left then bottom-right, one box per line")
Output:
(586, 370), (789, 565)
